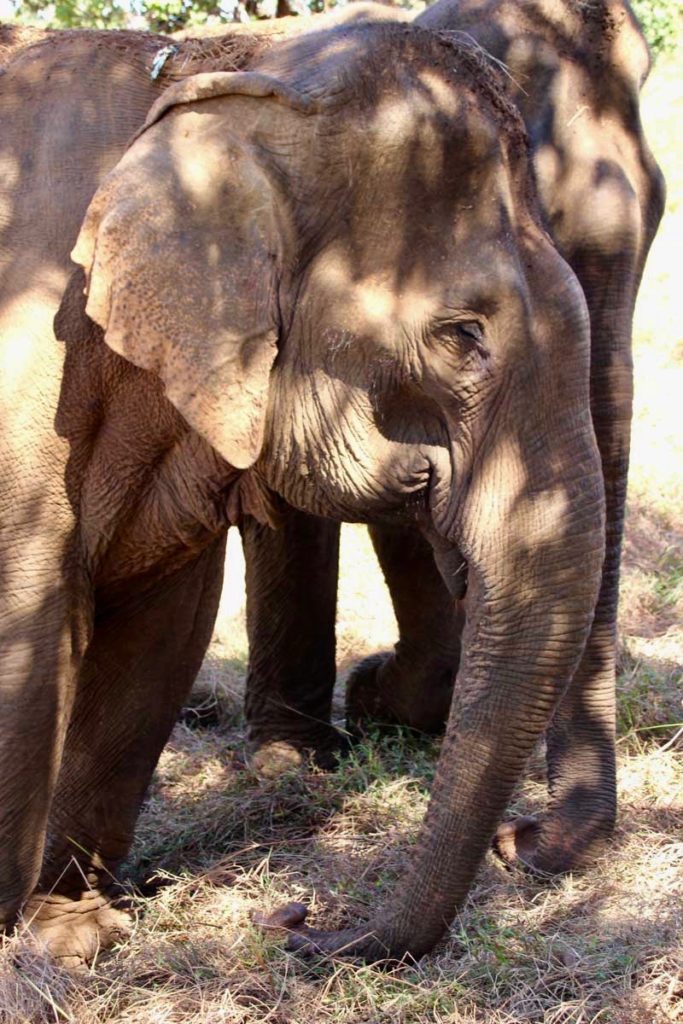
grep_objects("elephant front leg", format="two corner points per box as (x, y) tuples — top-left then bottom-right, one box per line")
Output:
(0, 538), (82, 934)
(29, 536), (226, 966)
(346, 523), (464, 736)
(241, 508), (347, 774)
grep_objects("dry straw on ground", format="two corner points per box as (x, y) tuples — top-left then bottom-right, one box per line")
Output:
(1, 47), (681, 1024)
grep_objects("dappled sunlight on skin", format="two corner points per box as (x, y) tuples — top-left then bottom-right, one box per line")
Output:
(318, 0), (665, 893)
(144, 19), (610, 958)
(166, 116), (233, 211)
(307, 247), (441, 356)
(0, 53), (92, 914)
(272, 0), (663, 937)
(1, 26), (255, 921)
(420, 0), (663, 270)
(369, 91), (453, 192)
(0, 151), (20, 228)
(0, 285), (68, 441)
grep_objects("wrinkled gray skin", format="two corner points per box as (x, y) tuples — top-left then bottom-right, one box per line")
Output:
(243, 0), (665, 893)
(0, 18), (604, 963)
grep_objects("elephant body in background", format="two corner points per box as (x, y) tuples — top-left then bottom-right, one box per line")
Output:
(241, 0), (665, 884)
(1, 13), (605, 964)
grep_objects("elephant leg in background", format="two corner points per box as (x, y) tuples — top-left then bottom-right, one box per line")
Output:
(346, 523), (464, 735)
(28, 534), (227, 966)
(241, 507), (346, 774)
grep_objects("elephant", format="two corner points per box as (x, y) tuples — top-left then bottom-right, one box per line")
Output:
(0, 15), (606, 965)
(239, 0), (666, 898)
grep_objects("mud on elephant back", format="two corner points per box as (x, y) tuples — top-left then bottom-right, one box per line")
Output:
(1, 13), (612, 964)
(241, 0), (665, 944)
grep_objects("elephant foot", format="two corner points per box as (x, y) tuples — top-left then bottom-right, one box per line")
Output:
(248, 740), (305, 777)
(21, 888), (133, 967)
(179, 700), (222, 729)
(247, 725), (350, 777)
(253, 901), (392, 962)
(493, 814), (612, 876)
(346, 651), (453, 737)
(346, 653), (400, 735)
(493, 816), (543, 871)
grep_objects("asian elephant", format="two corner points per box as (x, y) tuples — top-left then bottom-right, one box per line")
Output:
(241, 0), (666, 892)
(0, 15), (605, 964)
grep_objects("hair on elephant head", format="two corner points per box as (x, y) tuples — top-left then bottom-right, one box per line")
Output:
(65, 20), (606, 960)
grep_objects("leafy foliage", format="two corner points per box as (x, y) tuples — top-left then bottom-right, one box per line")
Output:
(6, 0), (323, 33)
(135, 0), (225, 35)
(6, 0), (681, 54)
(631, 0), (682, 55)
(15, 0), (128, 29)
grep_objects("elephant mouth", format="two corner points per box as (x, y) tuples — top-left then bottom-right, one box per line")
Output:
(351, 443), (453, 532)
(425, 443), (458, 539)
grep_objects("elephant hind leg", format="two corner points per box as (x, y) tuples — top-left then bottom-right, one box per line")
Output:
(241, 508), (347, 773)
(345, 523), (464, 737)
(28, 535), (227, 965)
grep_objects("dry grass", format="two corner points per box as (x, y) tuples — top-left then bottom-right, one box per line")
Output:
(2, 50), (682, 1024)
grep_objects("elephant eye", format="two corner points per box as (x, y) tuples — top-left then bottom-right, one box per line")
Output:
(455, 320), (485, 347)
(434, 318), (488, 357)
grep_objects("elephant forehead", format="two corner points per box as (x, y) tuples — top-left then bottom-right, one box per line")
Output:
(369, 79), (457, 140)
(365, 81), (498, 167)
(307, 247), (439, 331)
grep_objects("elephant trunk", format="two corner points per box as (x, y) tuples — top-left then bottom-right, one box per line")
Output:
(285, 382), (606, 960)
(368, 399), (605, 955)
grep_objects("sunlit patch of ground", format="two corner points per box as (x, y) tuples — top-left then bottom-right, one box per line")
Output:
(1, 52), (681, 1024)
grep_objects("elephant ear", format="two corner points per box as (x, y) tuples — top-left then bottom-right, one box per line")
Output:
(72, 71), (313, 469)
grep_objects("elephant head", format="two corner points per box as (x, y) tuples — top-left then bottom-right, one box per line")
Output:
(71, 22), (606, 958)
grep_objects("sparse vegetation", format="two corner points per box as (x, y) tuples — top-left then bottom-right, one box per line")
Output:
(0, 41), (680, 1024)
